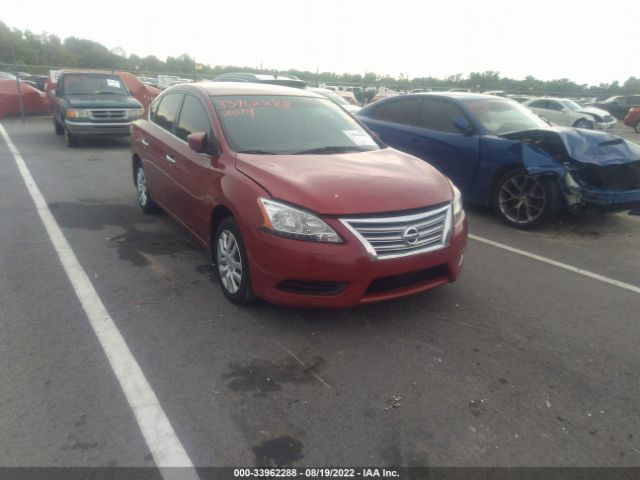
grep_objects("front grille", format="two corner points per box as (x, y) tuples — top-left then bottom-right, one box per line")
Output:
(367, 264), (449, 294)
(277, 280), (347, 296)
(340, 204), (451, 259)
(88, 109), (127, 120)
(575, 161), (640, 191)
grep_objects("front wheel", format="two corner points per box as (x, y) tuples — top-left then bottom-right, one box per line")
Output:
(53, 117), (64, 135)
(135, 163), (160, 214)
(573, 118), (593, 129)
(65, 128), (79, 147)
(214, 217), (255, 305)
(634, 121), (640, 133)
(492, 169), (561, 229)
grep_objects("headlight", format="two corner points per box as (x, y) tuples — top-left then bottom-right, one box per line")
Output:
(258, 198), (342, 243)
(450, 180), (463, 218)
(129, 109), (145, 119)
(66, 109), (88, 119)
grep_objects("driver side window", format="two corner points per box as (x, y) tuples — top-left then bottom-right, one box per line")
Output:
(418, 99), (468, 134)
(175, 94), (215, 142)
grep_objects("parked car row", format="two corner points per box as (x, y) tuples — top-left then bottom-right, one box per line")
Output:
(39, 70), (640, 308)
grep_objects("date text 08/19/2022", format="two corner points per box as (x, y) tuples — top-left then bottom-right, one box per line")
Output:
(232, 467), (400, 478)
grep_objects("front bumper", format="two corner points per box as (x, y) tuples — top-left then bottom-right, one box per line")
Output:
(582, 187), (640, 211)
(594, 119), (617, 130)
(243, 212), (468, 308)
(65, 120), (131, 136)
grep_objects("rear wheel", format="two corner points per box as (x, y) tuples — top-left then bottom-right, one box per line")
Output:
(635, 121), (640, 133)
(492, 169), (560, 229)
(65, 128), (79, 147)
(53, 117), (64, 135)
(214, 217), (255, 305)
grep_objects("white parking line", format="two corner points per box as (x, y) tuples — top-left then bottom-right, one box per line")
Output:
(0, 125), (200, 479)
(469, 233), (640, 295)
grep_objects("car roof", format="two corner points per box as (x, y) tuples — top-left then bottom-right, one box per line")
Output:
(404, 92), (505, 101)
(527, 97), (578, 102)
(172, 81), (322, 98)
(58, 69), (121, 76)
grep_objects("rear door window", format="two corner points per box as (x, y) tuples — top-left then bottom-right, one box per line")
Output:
(176, 94), (214, 142)
(372, 98), (421, 125)
(546, 101), (563, 111)
(153, 93), (184, 133)
(417, 98), (468, 133)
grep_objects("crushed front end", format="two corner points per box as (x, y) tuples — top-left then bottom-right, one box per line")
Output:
(504, 127), (640, 213)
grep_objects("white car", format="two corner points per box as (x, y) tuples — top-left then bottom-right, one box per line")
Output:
(307, 87), (361, 113)
(522, 98), (616, 130)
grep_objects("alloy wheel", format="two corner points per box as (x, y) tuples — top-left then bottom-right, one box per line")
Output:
(136, 167), (148, 207)
(498, 175), (546, 225)
(217, 230), (243, 294)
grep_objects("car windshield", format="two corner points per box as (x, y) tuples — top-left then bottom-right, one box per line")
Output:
(212, 95), (380, 154)
(63, 74), (129, 95)
(463, 98), (550, 135)
(315, 90), (349, 106)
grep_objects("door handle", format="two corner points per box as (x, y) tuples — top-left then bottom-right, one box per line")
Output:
(165, 154), (176, 165)
(141, 138), (149, 146)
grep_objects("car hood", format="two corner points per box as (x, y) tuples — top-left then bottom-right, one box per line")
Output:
(65, 94), (142, 109)
(235, 148), (453, 215)
(502, 127), (640, 166)
(576, 106), (612, 118)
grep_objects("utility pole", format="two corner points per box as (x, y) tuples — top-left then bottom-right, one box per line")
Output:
(11, 44), (25, 123)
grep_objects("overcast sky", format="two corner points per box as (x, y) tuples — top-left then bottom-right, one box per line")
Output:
(3, 0), (638, 85)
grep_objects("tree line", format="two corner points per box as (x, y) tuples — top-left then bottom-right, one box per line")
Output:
(1, 21), (639, 96)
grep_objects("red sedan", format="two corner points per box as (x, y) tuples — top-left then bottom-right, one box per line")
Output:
(0, 77), (50, 118)
(130, 82), (467, 307)
(624, 107), (640, 133)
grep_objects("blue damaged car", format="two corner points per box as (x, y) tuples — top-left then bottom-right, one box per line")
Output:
(356, 93), (640, 229)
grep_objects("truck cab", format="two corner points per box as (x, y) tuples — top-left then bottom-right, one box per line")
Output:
(49, 71), (144, 147)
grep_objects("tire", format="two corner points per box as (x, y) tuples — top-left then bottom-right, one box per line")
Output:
(573, 118), (593, 129)
(53, 117), (64, 135)
(134, 162), (160, 214)
(635, 121), (640, 134)
(214, 217), (256, 305)
(492, 169), (561, 229)
(65, 128), (79, 147)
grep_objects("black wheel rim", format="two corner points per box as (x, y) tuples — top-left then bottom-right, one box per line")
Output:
(498, 175), (546, 225)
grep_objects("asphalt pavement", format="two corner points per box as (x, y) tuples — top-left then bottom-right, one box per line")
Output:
(1, 117), (639, 469)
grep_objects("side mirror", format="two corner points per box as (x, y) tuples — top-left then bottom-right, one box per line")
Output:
(453, 116), (474, 134)
(187, 132), (219, 156)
